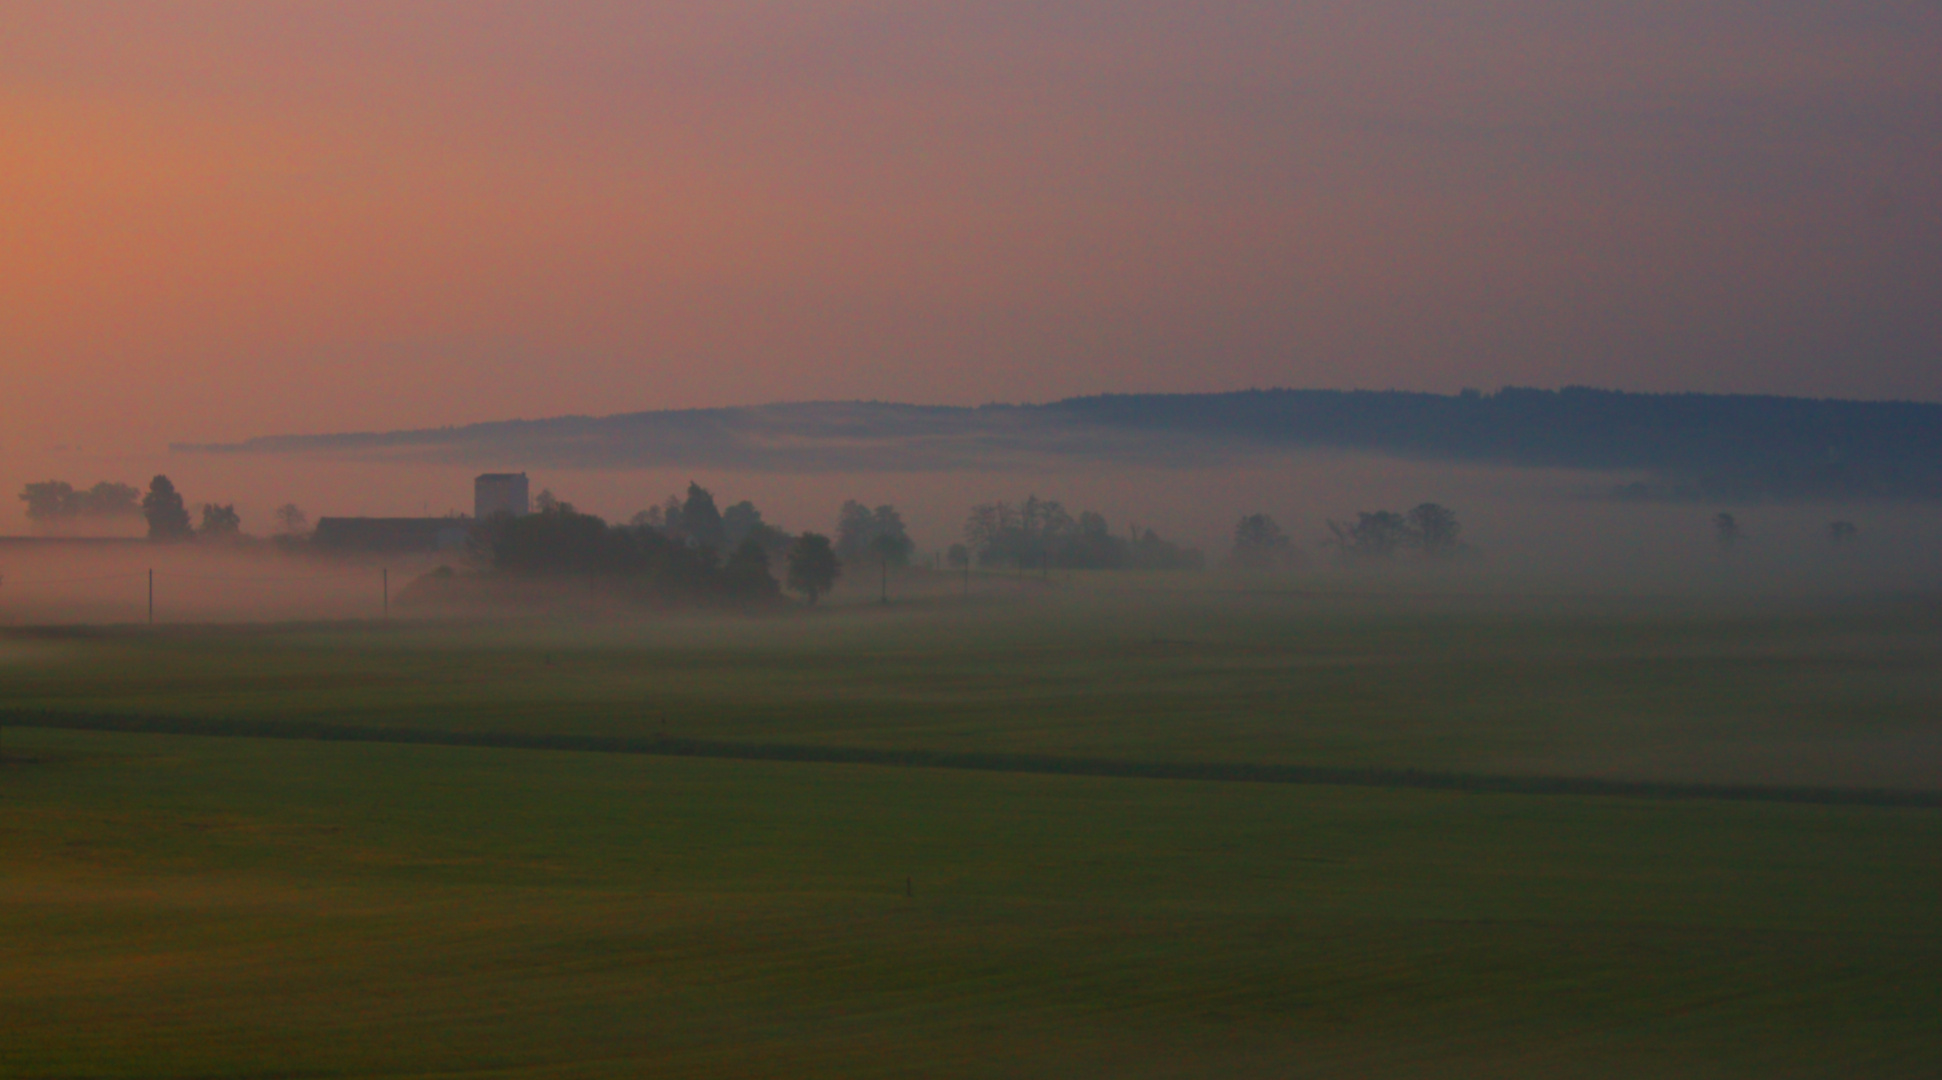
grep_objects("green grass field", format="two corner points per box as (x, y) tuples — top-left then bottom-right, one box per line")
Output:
(4, 583), (1940, 1076)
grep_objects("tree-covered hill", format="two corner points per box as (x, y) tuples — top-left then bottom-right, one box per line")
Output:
(177, 387), (1942, 501)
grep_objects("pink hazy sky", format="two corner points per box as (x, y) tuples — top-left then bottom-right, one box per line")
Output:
(3, 1), (1938, 458)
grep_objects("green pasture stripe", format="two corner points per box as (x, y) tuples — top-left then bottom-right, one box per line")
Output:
(9, 709), (1939, 809)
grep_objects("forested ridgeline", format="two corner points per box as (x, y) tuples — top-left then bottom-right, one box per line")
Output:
(178, 387), (1942, 500)
(1052, 387), (1942, 499)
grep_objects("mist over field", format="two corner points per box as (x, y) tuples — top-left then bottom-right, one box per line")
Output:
(6, 4), (1941, 1074)
(5, 447), (1939, 626)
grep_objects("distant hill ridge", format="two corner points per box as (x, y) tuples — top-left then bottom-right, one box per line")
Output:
(178, 387), (1942, 500)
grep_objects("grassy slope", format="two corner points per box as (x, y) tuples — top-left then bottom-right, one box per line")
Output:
(4, 727), (1939, 1079)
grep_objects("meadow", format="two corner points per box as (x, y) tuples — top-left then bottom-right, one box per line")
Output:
(3, 577), (1940, 1076)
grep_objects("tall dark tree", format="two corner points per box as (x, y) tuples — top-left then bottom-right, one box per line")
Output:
(274, 503), (309, 535)
(681, 482), (727, 551)
(786, 532), (841, 605)
(142, 475), (193, 542)
(1827, 520), (1858, 545)
(1406, 503), (1461, 558)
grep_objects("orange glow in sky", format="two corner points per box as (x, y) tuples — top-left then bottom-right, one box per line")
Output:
(3, 1), (1938, 462)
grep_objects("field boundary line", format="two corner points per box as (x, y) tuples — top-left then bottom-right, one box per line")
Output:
(6, 710), (1941, 808)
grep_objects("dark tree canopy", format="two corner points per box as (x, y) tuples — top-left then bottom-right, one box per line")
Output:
(274, 504), (309, 535)
(1828, 520), (1858, 545)
(1406, 503), (1460, 558)
(1327, 504), (1465, 562)
(1230, 513), (1293, 569)
(199, 504), (242, 537)
(963, 496), (1201, 571)
(718, 500), (794, 557)
(681, 482), (727, 551)
(963, 496), (1071, 569)
(486, 499), (618, 575)
(721, 501), (761, 547)
(835, 501), (914, 567)
(1125, 527), (1204, 571)
(475, 497), (782, 607)
(1327, 511), (1411, 559)
(636, 483), (741, 552)
(722, 536), (782, 601)
(19, 480), (140, 521)
(142, 476), (193, 542)
(20, 481), (74, 521)
(786, 532), (841, 605)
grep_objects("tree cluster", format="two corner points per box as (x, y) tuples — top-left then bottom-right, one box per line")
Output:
(1325, 503), (1462, 561)
(19, 481), (141, 522)
(132, 476), (247, 543)
(962, 496), (1202, 571)
(630, 483), (793, 557)
(835, 501), (914, 567)
(479, 482), (840, 607)
(1228, 514), (1298, 570)
(142, 476), (194, 541)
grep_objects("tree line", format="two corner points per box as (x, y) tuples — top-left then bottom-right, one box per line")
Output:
(19, 480), (142, 522)
(1051, 387), (1942, 501)
(17, 476), (246, 542)
(1223, 504), (1463, 567)
(955, 496), (1203, 571)
(478, 482), (838, 606)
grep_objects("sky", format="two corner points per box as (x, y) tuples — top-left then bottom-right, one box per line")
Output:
(4, 0), (1940, 463)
